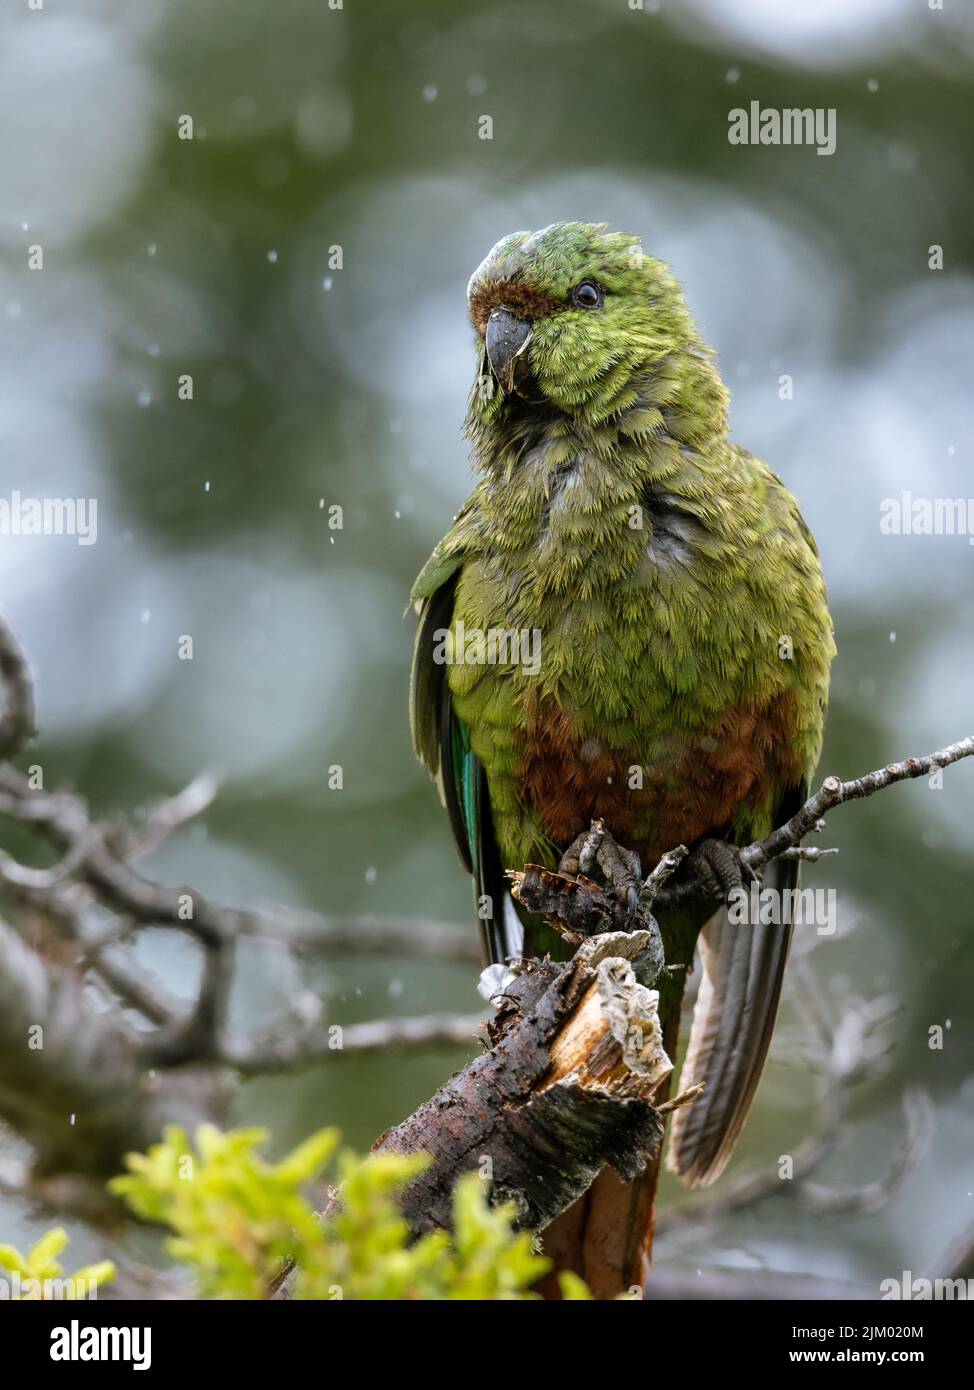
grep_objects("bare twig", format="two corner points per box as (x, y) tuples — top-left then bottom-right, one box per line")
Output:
(89, 945), (184, 1028)
(120, 771), (222, 862)
(0, 866), (184, 1028)
(218, 1012), (486, 1075)
(638, 844), (689, 908)
(233, 911), (478, 962)
(742, 735), (974, 871)
(778, 845), (839, 863)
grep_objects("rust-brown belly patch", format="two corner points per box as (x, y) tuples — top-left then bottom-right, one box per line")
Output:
(517, 692), (802, 864)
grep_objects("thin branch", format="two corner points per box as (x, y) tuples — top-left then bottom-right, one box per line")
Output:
(0, 837), (90, 890)
(142, 935), (235, 1066)
(742, 735), (974, 871)
(89, 944), (184, 1029)
(217, 1012), (486, 1075)
(638, 844), (689, 907)
(233, 911), (479, 962)
(0, 768), (476, 961)
(119, 771), (222, 862)
(0, 771), (229, 946)
(778, 845), (839, 863)
(0, 868), (184, 1027)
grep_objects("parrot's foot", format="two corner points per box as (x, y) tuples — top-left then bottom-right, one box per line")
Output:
(683, 837), (753, 903)
(557, 819), (643, 915)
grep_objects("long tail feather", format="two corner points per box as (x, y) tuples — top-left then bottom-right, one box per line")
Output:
(665, 854), (795, 1187)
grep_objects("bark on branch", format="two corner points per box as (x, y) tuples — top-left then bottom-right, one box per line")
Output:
(375, 927), (697, 1235)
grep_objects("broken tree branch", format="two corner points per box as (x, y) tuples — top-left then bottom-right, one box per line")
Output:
(376, 928), (689, 1237)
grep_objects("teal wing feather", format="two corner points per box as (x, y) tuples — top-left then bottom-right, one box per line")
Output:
(409, 553), (511, 964)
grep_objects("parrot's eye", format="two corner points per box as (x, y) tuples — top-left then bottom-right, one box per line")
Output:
(571, 280), (603, 310)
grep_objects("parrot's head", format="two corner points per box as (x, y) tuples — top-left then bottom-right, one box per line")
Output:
(466, 221), (720, 431)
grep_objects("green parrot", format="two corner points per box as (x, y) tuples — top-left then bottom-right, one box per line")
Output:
(409, 222), (834, 1290)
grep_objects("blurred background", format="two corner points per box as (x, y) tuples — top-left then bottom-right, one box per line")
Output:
(1, 0), (972, 1292)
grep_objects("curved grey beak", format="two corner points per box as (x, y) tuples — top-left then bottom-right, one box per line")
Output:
(485, 307), (532, 394)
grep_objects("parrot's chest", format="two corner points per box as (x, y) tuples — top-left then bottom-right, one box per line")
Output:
(456, 480), (735, 712)
(448, 480), (801, 860)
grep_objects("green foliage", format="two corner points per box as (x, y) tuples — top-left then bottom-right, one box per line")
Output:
(109, 1124), (570, 1300)
(557, 1270), (595, 1300)
(0, 1227), (115, 1299)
